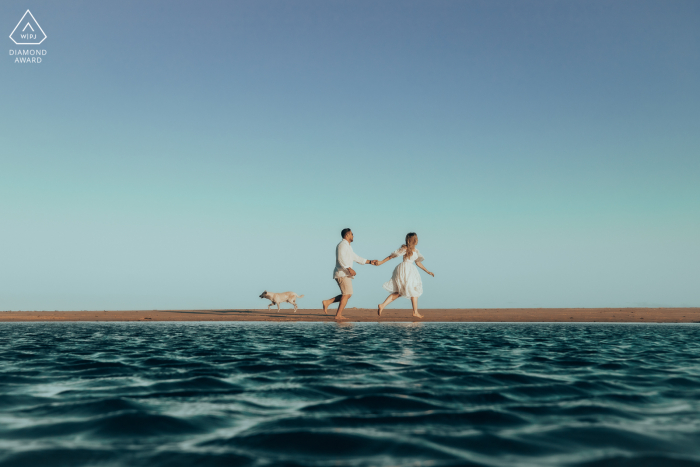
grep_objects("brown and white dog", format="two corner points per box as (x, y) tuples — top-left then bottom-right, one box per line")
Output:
(259, 291), (304, 312)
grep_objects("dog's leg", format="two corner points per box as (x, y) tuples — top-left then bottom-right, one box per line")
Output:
(277, 302), (281, 312)
(268, 303), (272, 311)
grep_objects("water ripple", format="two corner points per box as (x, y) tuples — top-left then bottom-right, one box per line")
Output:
(0, 322), (699, 466)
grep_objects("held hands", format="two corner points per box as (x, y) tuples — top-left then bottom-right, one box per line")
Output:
(370, 260), (380, 266)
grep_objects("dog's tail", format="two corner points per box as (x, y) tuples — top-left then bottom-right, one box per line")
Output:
(297, 294), (304, 299)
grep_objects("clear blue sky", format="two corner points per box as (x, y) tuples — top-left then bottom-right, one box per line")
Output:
(1, 0), (698, 310)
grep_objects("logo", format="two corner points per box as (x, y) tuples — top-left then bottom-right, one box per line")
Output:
(9, 10), (46, 45)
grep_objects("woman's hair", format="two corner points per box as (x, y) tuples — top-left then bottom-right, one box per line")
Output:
(402, 232), (418, 260)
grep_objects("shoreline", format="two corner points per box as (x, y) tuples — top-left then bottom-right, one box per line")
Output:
(0, 308), (698, 323)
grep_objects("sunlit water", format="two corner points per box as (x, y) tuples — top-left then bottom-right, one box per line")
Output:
(0, 322), (699, 467)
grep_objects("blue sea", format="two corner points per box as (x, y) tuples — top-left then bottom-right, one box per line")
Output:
(0, 322), (699, 467)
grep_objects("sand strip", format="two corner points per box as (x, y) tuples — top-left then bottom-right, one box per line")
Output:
(0, 308), (698, 323)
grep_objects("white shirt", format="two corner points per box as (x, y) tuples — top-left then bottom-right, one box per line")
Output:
(334, 239), (367, 279)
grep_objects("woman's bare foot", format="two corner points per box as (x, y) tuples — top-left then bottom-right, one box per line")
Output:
(322, 300), (329, 314)
(412, 312), (423, 319)
(377, 304), (384, 317)
(335, 314), (348, 320)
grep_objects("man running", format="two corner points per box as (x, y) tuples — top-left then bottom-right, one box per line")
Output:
(322, 228), (376, 320)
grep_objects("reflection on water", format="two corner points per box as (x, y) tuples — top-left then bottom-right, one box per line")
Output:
(0, 322), (699, 466)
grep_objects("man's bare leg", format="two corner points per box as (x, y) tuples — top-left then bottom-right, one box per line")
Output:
(335, 294), (352, 320)
(411, 297), (423, 319)
(322, 295), (342, 314)
(378, 293), (399, 316)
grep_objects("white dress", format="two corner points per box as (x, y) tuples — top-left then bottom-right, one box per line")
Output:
(382, 247), (425, 299)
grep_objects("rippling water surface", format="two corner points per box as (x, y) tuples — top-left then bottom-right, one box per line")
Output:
(1, 323), (699, 467)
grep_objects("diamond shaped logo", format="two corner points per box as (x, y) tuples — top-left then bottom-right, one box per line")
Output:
(9, 10), (47, 45)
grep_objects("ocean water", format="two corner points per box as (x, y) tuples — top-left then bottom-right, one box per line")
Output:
(0, 323), (699, 467)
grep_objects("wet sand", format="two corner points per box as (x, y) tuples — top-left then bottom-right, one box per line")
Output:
(0, 308), (698, 322)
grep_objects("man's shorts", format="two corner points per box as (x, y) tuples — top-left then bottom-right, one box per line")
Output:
(335, 277), (353, 295)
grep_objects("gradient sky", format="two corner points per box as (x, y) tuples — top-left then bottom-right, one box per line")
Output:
(1, 0), (699, 311)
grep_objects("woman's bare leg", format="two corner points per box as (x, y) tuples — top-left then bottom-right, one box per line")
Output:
(378, 293), (399, 316)
(410, 297), (423, 318)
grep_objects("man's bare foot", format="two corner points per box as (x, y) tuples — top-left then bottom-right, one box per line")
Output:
(412, 313), (424, 319)
(377, 304), (383, 317)
(322, 301), (329, 314)
(335, 314), (348, 320)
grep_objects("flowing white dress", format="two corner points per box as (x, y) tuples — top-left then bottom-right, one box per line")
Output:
(382, 247), (425, 299)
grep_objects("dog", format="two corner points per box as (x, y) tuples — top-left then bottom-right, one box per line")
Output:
(259, 291), (304, 312)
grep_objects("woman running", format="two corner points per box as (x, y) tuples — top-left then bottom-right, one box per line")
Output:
(376, 232), (434, 319)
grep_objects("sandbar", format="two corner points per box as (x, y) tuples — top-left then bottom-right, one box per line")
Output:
(0, 308), (698, 323)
